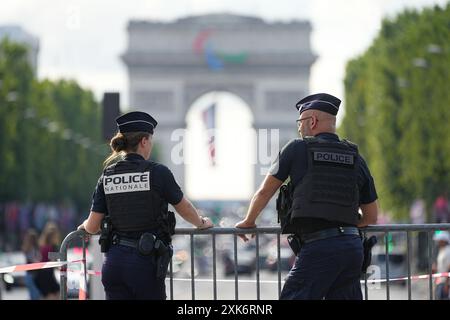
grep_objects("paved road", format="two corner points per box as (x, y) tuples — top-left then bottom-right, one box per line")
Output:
(167, 272), (432, 300)
(2, 272), (432, 300)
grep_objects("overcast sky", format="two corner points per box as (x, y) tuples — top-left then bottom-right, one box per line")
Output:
(1, 0), (447, 122)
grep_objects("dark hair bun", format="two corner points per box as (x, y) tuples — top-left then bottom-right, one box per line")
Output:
(111, 135), (127, 152)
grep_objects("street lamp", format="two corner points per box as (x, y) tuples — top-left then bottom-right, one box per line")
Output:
(6, 91), (17, 102)
(412, 57), (428, 68)
(427, 44), (442, 54)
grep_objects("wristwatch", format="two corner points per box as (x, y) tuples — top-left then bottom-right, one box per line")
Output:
(198, 217), (206, 228)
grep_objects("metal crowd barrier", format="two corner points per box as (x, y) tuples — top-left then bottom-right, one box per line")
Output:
(49, 229), (89, 300)
(360, 224), (450, 300)
(55, 224), (450, 300)
(170, 227), (280, 300)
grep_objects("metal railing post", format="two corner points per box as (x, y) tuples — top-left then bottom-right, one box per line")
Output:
(169, 257), (173, 300)
(385, 232), (390, 300)
(428, 231), (433, 300)
(212, 234), (217, 300)
(406, 231), (412, 300)
(190, 234), (195, 300)
(56, 229), (87, 300)
(255, 233), (260, 300)
(233, 234), (238, 300)
(82, 233), (88, 299)
(362, 230), (368, 300)
(276, 233), (281, 298)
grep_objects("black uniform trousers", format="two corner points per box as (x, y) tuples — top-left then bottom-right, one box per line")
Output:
(280, 234), (363, 300)
(102, 244), (166, 300)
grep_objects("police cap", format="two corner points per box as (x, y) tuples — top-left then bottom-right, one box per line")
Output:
(115, 111), (157, 134)
(295, 93), (341, 116)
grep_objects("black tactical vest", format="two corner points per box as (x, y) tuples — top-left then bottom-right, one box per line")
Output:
(291, 136), (360, 225)
(103, 160), (165, 232)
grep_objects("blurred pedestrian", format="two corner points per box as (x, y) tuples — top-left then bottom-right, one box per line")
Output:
(34, 222), (61, 299)
(432, 231), (450, 300)
(21, 229), (42, 300)
(410, 198), (426, 224)
(410, 198), (428, 270)
(433, 192), (449, 223)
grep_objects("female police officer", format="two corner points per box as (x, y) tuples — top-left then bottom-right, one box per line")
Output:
(78, 111), (213, 300)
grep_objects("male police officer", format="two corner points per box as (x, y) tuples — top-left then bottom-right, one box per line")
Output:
(78, 111), (213, 299)
(236, 93), (378, 300)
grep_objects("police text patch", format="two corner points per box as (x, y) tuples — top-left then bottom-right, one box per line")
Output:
(103, 172), (150, 194)
(313, 152), (354, 165)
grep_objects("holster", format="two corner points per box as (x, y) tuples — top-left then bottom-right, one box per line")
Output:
(99, 216), (112, 253)
(287, 234), (302, 256)
(167, 211), (176, 236)
(361, 235), (377, 273)
(276, 182), (296, 234)
(154, 239), (173, 279)
(157, 203), (176, 244)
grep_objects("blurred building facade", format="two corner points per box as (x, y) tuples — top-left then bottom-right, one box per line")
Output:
(0, 25), (39, 73)
(122, 13), (316, 191)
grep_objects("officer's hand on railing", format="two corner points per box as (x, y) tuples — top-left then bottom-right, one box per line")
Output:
(197, 216), (213, 230)
(235, 220), (257, 242)
(76, 224), (91, 241)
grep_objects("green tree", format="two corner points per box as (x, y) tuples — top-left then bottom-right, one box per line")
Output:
(0, 38), (34, 201)
(340, 4), (450, 220)
(0, 39), (107, 213)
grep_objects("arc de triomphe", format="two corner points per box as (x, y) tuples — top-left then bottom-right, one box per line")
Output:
(122, 13), (316, 194)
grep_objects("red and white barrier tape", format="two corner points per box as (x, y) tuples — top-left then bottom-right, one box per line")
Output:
(0, 259), (89, 300)
(3, 259), (448, 287)
(65, 269), (100, 276)
(0, 259), (84, 274)
(66, 270), (450, 285)
(86, 270), (102, 276)
(362, 272), (450, 283)
(165, 272), (450, 285)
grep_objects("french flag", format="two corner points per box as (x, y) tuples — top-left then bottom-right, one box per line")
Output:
(202, 103), (216, 166)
